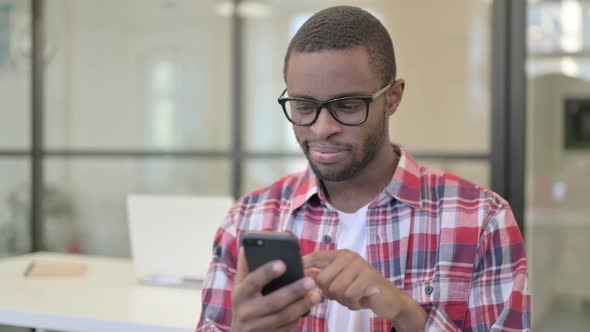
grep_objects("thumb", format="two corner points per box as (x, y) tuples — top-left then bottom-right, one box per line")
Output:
(235, 247), (249, 283)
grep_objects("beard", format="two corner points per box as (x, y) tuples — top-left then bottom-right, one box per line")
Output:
(302, 115), (387, 182)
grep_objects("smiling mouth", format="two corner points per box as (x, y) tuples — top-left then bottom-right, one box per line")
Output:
(307, 144), (350, 164)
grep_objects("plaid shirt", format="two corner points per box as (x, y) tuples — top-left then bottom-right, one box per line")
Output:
(196, 145), (530, 332)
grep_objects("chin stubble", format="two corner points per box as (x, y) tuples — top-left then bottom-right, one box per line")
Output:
(305, 118), (386, 182)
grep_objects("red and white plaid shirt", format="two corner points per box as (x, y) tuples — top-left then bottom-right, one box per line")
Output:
(196, 145), (530, 332)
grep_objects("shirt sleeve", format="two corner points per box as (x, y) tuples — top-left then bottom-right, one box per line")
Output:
(196, 206), (240, 332)
(425, 204), (531, 332)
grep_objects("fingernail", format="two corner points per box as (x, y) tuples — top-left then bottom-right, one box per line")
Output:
(310, 292), (321, 304)
(303, 278), (315, 290)
(272, 261), (284, 273)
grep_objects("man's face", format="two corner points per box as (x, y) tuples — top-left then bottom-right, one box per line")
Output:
(285, 47), (396, 182)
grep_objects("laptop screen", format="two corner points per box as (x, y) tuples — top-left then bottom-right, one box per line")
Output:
(127, 195), (234, 286)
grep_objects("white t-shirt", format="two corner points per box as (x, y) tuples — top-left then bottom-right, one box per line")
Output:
(327, 204), (371, 332)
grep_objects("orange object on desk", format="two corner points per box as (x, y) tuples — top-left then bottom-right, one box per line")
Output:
(24, 261), (87, 277)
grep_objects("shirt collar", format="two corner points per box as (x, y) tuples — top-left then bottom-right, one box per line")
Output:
(382, 144), (423, 209)
(289, 144), (424, 212)
(289, 166), (321, 213)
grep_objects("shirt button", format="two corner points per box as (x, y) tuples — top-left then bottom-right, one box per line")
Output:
(322, 235), (331, 244)
(425, 285), (434, 295)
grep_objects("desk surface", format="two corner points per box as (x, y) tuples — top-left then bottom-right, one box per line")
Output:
(0, 252), (201, 332)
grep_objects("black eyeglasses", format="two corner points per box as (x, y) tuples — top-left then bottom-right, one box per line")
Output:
(277, 81), (394, 126)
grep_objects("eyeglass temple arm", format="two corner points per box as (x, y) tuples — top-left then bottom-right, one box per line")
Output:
(371, 80), (395, 99)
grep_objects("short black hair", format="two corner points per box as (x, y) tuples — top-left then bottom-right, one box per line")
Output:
(284, 6), (396, 86)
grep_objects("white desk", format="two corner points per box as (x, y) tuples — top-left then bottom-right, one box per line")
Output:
(0, 252), (202, 332)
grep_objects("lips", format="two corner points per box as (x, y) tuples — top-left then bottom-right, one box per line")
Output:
(307, 144), (350, 164)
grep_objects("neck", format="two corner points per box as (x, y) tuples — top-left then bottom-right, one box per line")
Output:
(322, 143), (399, 213)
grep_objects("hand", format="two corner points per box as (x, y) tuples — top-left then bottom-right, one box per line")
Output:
(303, 249), (427, 331)
(230, 247), (322, 332)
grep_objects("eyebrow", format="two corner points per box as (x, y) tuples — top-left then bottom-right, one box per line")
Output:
(288, 91), (369, 101)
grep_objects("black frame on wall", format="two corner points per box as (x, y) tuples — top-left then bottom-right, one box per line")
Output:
(0, 0), (527, 253)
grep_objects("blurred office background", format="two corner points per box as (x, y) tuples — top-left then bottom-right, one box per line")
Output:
(0, 0), (589, 330)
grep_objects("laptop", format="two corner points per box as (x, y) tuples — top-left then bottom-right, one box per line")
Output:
(127, 195), (234, 288)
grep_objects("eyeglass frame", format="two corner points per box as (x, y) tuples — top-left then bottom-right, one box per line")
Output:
(277, 80), (395, 126)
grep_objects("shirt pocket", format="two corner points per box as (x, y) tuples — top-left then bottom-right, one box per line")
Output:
(403, 278), (470, 325)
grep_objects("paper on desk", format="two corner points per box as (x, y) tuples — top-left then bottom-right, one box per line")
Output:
(24, 261), (87, 278)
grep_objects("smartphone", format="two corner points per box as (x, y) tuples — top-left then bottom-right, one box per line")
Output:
(241, 231), (304, 295)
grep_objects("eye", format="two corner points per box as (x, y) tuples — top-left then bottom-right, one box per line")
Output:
(290, 101), (316, 114)
(296, 105), (314, 113)
(332, 99), (363, 112)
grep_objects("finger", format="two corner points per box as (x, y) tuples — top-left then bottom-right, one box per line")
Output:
(359, 282), (388, 311)
(274, 322), (301, 332)
(314, 252), (355, 295)
(324, 263), (359, 303)
(235, 247), (248, 284)
(304, 267), (320, 278)
(302, 250), (338, 269)
(241, 277), (316, 317)
(344, 276), (373, 310)
(246, 290), (322, 331)
(237, 259), (286, 298)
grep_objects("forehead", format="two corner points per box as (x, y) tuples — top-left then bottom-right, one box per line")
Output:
(286, 47), (379, 99)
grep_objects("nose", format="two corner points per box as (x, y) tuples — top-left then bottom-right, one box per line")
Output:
(309, 106), (343, 140)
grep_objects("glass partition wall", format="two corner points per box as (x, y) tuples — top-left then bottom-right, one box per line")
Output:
(12, 1), (589, 330)
(525, 0), (590, 330)
(0, 0), (31, 257)
(40, 0), (232, 256)
(0, 0), (496, 259)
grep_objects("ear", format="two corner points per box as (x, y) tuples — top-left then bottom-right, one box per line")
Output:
(385, 79), (405, 117)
